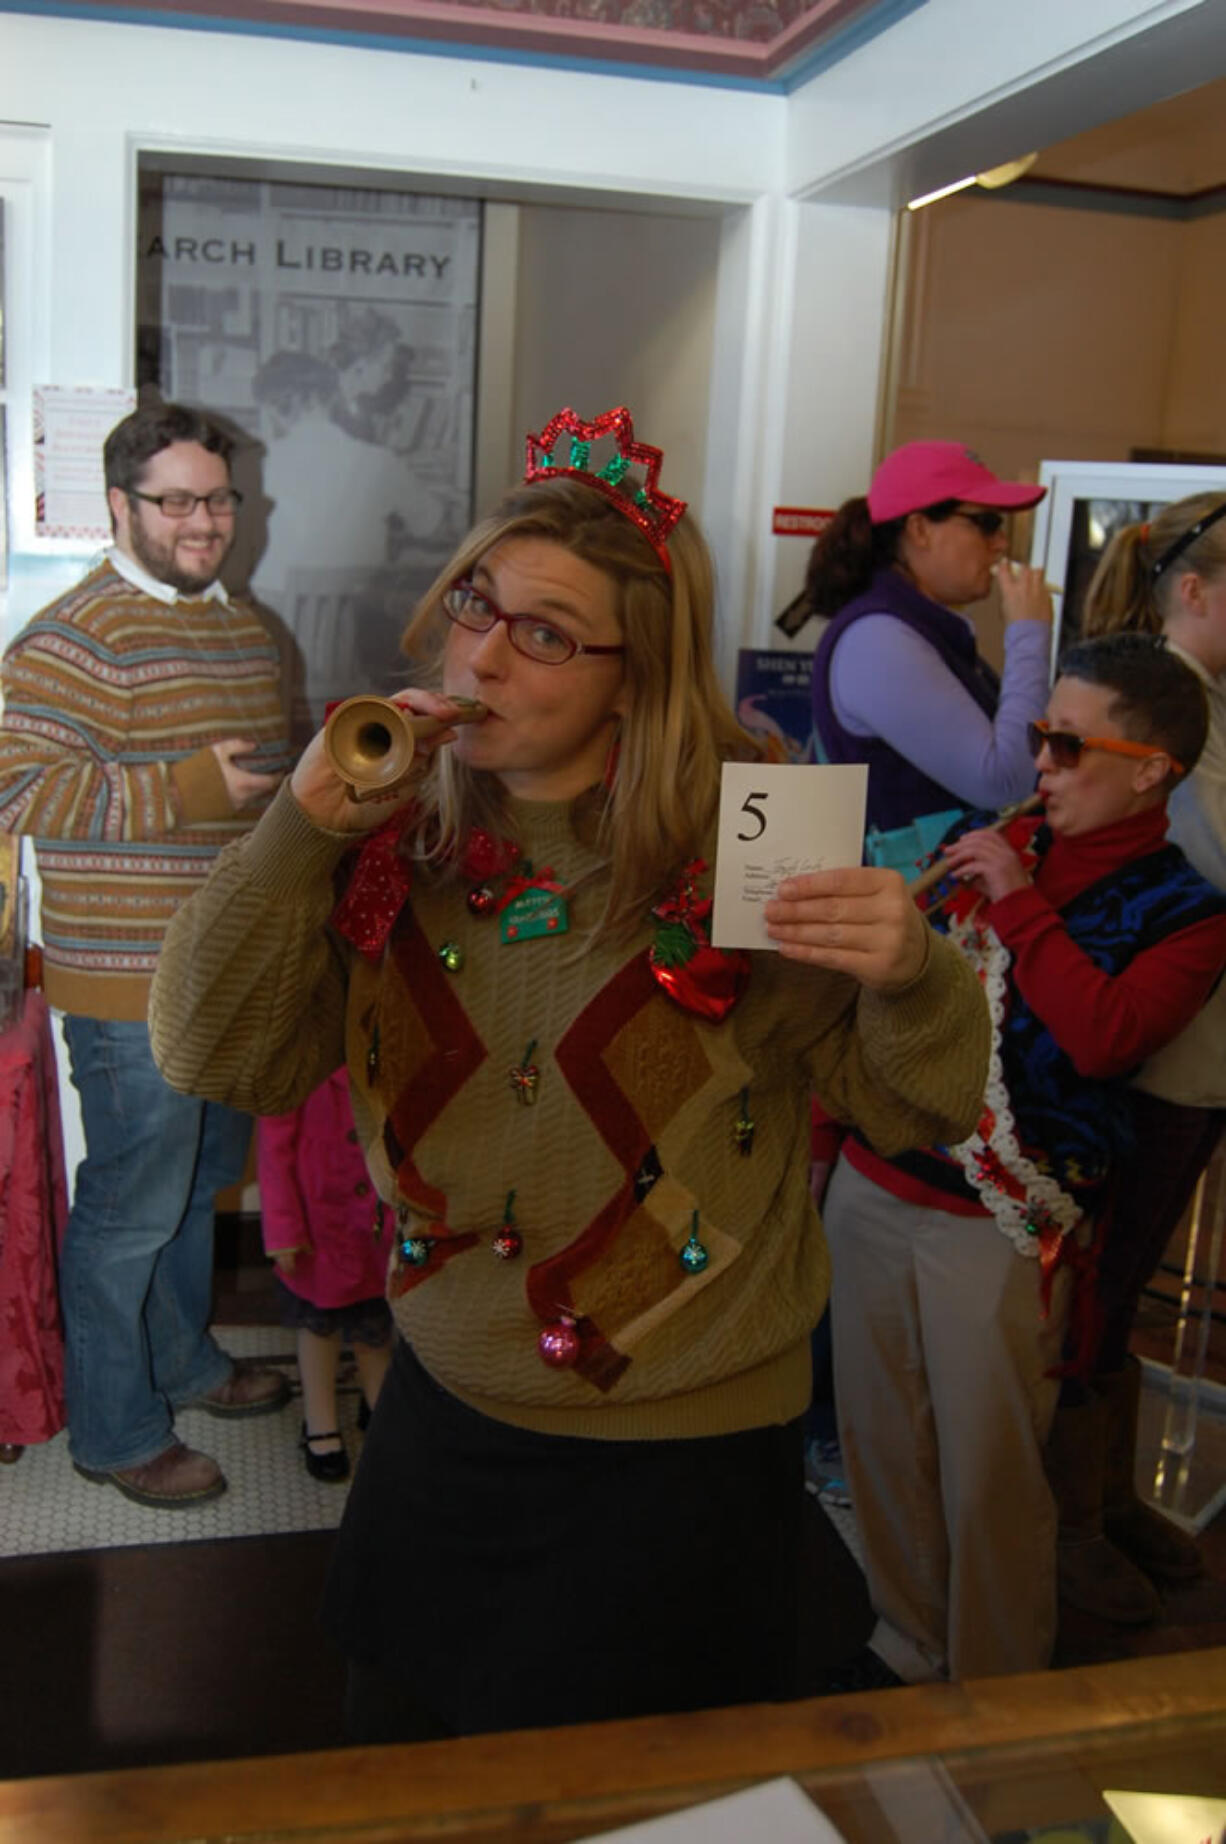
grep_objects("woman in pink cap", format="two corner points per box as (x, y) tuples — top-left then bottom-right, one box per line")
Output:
(802, 442), (1055, 1555)
(807, 441), (1053, 845)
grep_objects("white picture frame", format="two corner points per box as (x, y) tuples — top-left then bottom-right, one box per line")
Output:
(1029, 459), (1226, 670)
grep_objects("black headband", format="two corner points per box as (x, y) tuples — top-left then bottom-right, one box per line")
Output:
(1150, 498), (1226, 581)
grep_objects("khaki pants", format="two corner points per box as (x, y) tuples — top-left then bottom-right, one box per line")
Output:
(824, 1154), (1070, 1682)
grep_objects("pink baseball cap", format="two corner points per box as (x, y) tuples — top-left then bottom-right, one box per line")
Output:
(867, 441), (1046, 524)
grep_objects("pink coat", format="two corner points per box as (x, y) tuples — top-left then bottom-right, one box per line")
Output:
(257, 1069), (391, 1310)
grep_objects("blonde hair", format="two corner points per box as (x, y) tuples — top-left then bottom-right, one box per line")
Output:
(1083, 492), (1226, 638)
(398, 476), (756, 941)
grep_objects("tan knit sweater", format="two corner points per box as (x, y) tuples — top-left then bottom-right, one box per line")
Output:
(151, 785), (989, 1440)
(0, 559), (290, 1019)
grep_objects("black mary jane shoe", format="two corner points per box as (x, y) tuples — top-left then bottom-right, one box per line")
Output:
(300, 1425), (350, 1484)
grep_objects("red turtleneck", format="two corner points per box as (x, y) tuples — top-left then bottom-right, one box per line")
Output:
(988, 805), (1226, 1079)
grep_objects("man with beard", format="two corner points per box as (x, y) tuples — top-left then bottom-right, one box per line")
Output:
(0, 402), (293, 1507)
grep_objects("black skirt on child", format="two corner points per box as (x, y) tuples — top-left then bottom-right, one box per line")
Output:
(274, 1276), (391, 1347)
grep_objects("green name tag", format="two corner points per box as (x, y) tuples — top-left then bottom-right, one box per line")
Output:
(499, 887), (569, 944)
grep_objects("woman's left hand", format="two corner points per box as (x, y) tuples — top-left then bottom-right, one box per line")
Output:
(764, 866), (929, 992)
(940, 827), (1031, 902)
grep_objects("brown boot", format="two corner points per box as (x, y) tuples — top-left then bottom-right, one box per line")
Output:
(1098, 1357), (1204, 1584)
(75, 1441), (226, 1508)
(188, 1361), (291, 1418)
(1045, 1395), (1161, 1625)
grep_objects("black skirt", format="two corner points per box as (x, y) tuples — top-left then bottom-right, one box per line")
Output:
(325, 1336), (805, 1736)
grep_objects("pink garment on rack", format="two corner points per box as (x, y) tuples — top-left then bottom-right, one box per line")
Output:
(0, 990), (68, 1445)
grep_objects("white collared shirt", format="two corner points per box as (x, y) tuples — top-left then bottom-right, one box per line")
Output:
(104, 544), (230, 607)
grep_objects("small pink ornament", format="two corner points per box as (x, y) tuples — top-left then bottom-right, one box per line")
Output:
(538, 1316), (580, 1368)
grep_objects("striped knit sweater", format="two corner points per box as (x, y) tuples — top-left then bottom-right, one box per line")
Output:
(0, 556), (291, 1020)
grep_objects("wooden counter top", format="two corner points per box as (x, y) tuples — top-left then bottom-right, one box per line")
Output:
(2, 1646), (1224, 1844)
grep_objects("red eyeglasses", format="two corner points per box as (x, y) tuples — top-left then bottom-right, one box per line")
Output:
(443, 580), (625, 667)
(1027, 719), (1182, 778)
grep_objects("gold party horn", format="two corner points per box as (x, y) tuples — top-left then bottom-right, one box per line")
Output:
(323, 695), (486, 802)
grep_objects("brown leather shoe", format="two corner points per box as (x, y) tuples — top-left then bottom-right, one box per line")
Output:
(75, 1441), (226, 1508)
(189, 1361), (291, 1418)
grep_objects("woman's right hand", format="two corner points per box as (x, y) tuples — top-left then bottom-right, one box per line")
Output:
(290, 690), (474, 834)
(996, 561), (1053, 628)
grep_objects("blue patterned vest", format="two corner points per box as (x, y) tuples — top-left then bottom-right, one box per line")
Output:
(892, 822), (1226, 1210)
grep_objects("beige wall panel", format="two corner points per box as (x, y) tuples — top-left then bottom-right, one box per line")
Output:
(1162, 213), (1226, 457)
(892, 194), (1180, 479)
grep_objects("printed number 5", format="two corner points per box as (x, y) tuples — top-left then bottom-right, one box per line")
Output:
(738, 792), (768, 842)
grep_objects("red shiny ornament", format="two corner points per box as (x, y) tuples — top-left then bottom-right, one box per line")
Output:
(649, 942), (750, 1022)
(538, 1317), (581, 1368)
(467, 884), (497, 917)
(648, 859), (749, 1021)
(492, 1227), (523, 1260)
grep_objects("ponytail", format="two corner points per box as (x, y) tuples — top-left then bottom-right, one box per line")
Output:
(804, 497), (905, 619)
(1083, 493), (1226, 638)
(1082, 525), (1160, 638)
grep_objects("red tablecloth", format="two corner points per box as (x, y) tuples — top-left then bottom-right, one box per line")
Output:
(0, 990), (68, 1445)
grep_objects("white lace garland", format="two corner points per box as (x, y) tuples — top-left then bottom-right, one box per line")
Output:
(945, 909), (1084, 1259)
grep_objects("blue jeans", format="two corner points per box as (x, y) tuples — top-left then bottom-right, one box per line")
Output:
(59, 1016), (253, 1472)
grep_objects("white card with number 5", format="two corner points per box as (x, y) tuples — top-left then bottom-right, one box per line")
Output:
(711, 762), (868, 951)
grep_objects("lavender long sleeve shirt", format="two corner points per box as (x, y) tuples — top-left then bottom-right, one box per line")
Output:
(829, 613), (1050, 811)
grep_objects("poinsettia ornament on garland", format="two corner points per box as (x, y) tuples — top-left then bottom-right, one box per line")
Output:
(648, 860), (749, 1022)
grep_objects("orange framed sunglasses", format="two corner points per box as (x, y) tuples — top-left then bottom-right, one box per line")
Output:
(1027, 719), (1183, 778)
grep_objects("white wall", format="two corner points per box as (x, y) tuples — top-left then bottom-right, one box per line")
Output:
(765, 200), (896, 634)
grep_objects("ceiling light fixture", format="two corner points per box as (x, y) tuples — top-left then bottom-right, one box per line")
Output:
(906, 175), (976, 211)
(907, 152), (1039, 212)
(976, 153), (1039, 189)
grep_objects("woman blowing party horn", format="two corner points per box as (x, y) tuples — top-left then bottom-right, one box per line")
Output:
(150, 406), (988, 1740)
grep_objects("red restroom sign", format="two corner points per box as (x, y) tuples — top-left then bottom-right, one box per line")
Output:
(772, 507), (835, 538)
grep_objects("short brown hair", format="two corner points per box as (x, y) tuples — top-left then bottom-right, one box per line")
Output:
(103, 402), (233, 496)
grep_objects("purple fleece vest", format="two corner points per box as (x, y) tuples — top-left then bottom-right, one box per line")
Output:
(811, 568), (999, 832)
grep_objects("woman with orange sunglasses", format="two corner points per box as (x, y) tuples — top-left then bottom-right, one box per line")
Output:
(821, 633), (1226, 1688)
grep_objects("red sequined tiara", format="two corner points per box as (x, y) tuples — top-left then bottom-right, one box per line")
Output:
(524, 406), (688, 570)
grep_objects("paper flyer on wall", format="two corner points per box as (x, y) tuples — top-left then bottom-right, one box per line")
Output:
(33, 384), (136, 539)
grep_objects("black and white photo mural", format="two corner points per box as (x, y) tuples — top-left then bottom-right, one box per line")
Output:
(137, 170), (481, 739)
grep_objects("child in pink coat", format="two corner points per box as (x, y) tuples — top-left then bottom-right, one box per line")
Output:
(258, 1069), (392, 1481)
